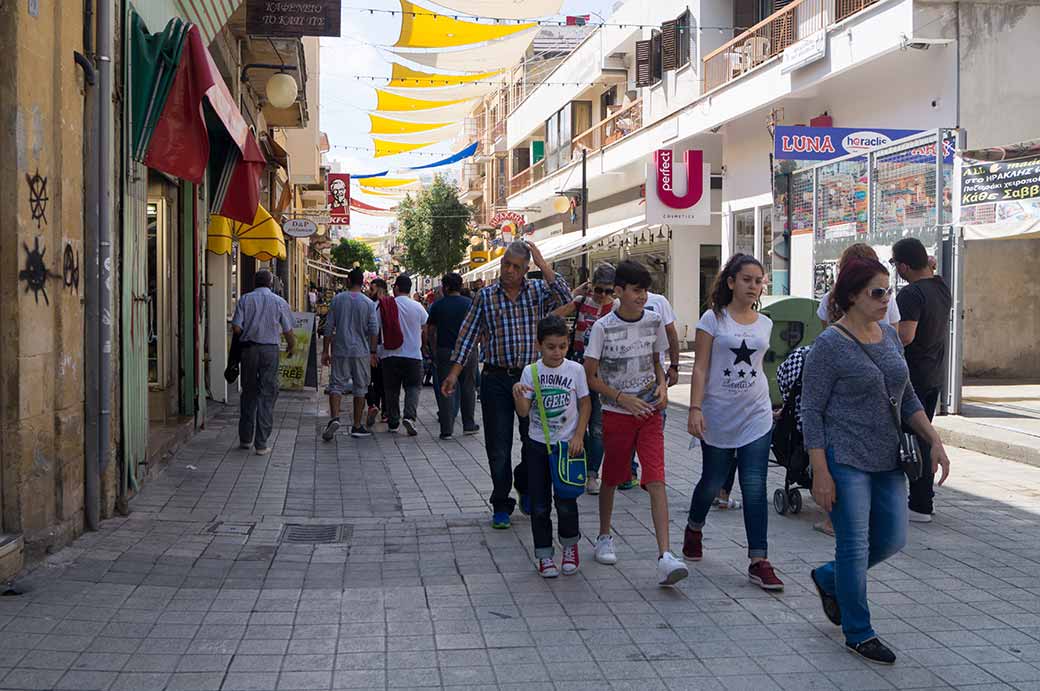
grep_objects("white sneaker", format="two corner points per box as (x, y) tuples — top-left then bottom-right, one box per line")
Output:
(585, 474), (600, 495)
(322, 418), (340, 441)
(657, 551), (689, 586)
(908, 510), (933, 523)
(594, 535), (617, 565)
(402, 419), (418, 436)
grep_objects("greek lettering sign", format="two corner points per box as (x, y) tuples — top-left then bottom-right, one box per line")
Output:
(781, 31), (826, 74)
(955, 151), (1040, 240)
(247, 0), (342, 37)
(646, 149), (710, 226)
(279, 312), (315, 390)
(959, 157), (1040, 207)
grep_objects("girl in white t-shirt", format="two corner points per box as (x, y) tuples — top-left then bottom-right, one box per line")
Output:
(818, 243), (901, 327)
(685, 254), (785, 592)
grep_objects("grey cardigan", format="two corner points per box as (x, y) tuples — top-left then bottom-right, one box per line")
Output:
(801, 324), (923, 472)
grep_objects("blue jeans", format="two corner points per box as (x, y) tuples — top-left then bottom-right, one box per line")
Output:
(585, 391), (604, 474)
(434, 348), (476, 436)
(687, 430), (772, 558)
(481, 368), (530, 513)
(815, 453), (907, 645)
(630, 408), (666, 477)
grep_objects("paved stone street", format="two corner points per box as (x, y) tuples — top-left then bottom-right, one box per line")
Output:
(5, 386), (1040, 690)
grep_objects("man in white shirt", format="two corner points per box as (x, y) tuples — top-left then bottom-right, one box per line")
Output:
(378, 274), (429, 436)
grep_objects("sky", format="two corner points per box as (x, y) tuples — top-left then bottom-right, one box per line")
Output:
(319, 0), (622, 236)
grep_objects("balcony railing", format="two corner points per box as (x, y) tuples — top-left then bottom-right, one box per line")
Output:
(572, 99), (644, 154)
(509, 160), (545, 196)
(702, 0), (869, 92)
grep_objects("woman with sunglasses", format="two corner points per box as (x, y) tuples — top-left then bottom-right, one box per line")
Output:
(802, 257), (951, 665)
(552, 263), (616, 494)
(685, 253), (784, 591)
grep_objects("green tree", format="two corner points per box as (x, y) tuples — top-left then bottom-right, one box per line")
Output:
(330, 237), (377, 272)
(396, 176), (472, 277)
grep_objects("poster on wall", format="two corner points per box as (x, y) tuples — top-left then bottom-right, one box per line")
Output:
(955, 146), (1040, 241)
(279, 312), (315, 390)
(646, 149), (711, 226)
(327, 173), (350, 225)
(773, 126), (921, 161)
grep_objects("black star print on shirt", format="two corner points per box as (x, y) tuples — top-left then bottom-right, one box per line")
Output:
(737, 369), (746, 378)
(750, 369), (757, 377)
(723, 368), (732, 377)
(730, 339), (756, 367)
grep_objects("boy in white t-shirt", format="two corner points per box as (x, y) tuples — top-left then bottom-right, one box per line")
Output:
(513, 315), (591, 578)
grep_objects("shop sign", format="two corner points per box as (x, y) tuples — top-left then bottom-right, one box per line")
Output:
(958, 156), (1040, 207)
(781, 31), (826, 74)
(282, 218), (317, 238)
(326, 173), (350, 225)
(646, 149), (710, 226)
(774, 126), (920, 161)
(247, 0), (342, 37)
(279, 312), (315, 390)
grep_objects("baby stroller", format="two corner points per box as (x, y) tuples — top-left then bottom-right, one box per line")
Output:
(770, 346), (812, 515)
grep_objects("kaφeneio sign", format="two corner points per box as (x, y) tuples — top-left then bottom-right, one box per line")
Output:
(646, 149), (710, 226)
(781, 31), (826, 74)
(247, 0), (342, 37)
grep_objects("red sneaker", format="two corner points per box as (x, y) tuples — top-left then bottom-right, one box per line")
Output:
(561, 545), (579, 575)
(537, 557), (559, 578)
(682, 526), (702, 561)
(748, 560), (784, 591)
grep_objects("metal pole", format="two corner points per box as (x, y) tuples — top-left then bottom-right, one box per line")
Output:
(581, 148), (588, 283)
(82, 0), (100, 531)
(98, 0), (113, 507)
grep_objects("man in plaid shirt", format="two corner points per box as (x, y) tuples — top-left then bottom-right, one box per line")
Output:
(442, 240), (572, 528)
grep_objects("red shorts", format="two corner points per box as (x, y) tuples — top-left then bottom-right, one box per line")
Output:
(601, 410), (665, 488)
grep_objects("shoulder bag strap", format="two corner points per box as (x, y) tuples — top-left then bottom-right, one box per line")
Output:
(832, 324), (908, 440)
(530, 362), (553, 454)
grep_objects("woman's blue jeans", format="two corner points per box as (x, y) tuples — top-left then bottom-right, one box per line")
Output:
(814, 452), (907, 645)
(585, 391), (604, 474)
(687, 430), (771, 558)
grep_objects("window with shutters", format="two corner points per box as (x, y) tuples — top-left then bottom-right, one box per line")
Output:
(661, 20), (678, 71)
(650, 31), (663, 81)
(635, 39), (652, 87)
(676, 10), (692, 68)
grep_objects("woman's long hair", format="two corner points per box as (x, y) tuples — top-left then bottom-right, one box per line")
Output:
(709, 253), (765, 315)
(827, 243), (881, 322)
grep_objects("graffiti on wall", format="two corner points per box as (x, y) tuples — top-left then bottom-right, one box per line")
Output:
(62, 243), (80, 293)
(19, 237), (54, 305)
(26, 170), (48, 229)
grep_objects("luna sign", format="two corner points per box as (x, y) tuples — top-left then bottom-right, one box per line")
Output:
(646, 149), (711, 226)
(773, 126), (924, 161)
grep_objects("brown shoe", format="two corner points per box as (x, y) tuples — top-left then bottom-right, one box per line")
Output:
(682, 526), (702, 561)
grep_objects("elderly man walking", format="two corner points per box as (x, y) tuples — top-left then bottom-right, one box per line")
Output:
(442, 240), (571, 528)
(232, 269), (295, 455)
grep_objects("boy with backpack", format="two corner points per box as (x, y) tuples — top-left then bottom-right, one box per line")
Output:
(512, 316), (591, 577)
(583, 260), (689, 586)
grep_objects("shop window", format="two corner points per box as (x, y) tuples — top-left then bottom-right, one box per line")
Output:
(733, 209), (755, 256)
(146, 200), (170, 388)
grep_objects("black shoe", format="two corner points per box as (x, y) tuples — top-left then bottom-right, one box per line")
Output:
(322, 418), (341, 441)
(350, 426), (372, 438)
(463, 426), (480, 435)
(439, 433), (453, 440)
(811, 568), (842, 626)
(846, 637), (896, 665)
(402, 419), (418, 436)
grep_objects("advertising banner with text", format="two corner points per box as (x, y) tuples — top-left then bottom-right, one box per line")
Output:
(646, 149), (711, 226)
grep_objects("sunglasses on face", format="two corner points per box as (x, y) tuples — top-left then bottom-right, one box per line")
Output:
(869, 287), (894, 300)
(593, 287), (614, 295)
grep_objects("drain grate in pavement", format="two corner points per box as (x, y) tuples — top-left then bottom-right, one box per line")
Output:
(279, 524), (352, 544)
(203, 522), (255, 536)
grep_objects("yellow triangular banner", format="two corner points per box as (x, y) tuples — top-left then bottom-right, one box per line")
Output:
(360, 188), (410, 197)
(372, 138), (437, 157)
(356, 177), (420, 188)
(375, 89), (472, 111)
(389, 62), (503, 88)
(369, 113), (457, 135)
(395, 0), (536, 49)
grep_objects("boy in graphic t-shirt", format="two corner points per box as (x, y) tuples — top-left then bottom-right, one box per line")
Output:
(513, 316), (591, 578)
(583, 260), (689, 586)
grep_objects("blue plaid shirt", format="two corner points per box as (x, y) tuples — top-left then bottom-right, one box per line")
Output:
(451, 276), (571, 369)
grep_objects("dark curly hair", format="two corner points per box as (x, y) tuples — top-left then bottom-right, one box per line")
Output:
(709, 253), (765, 315)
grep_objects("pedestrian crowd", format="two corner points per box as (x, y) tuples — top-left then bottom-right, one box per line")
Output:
(234, 235), (954, 666)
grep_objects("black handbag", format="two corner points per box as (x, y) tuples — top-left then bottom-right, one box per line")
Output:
(224, 332), (242, 383)
(833, 324), (923, 481)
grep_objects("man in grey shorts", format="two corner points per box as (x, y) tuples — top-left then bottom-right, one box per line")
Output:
(322, 268), (379, 440)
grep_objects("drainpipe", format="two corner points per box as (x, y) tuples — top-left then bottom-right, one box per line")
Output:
(98, 0), (114, 511)
(79, 0), (100, 531)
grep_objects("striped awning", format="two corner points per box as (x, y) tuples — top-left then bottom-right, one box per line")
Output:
(175, 0), (242, 45)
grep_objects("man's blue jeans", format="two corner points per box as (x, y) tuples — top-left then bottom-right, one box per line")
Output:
(586, 391), (604, 474)
(687, 430), (772, 558)
(481, 368), (530, 514)
(815, 452), (907, 645)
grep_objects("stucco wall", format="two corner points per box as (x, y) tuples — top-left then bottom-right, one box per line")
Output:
(0, 1), (92, 551)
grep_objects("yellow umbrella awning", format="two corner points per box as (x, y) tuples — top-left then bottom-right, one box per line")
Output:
(369, 113), (458, 135)
(207, 205), (287, 261)
(360, 188), (410, 197)
(356, 177), (420, 188)
(375, 89), (472, 111)
(372, 139), (437, 158)
(395, 0), (536, 48)
(389, 62), (503, 88)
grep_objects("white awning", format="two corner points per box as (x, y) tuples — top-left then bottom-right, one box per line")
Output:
(463, 215), (645, 281)
(391, 30), (538, 74)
